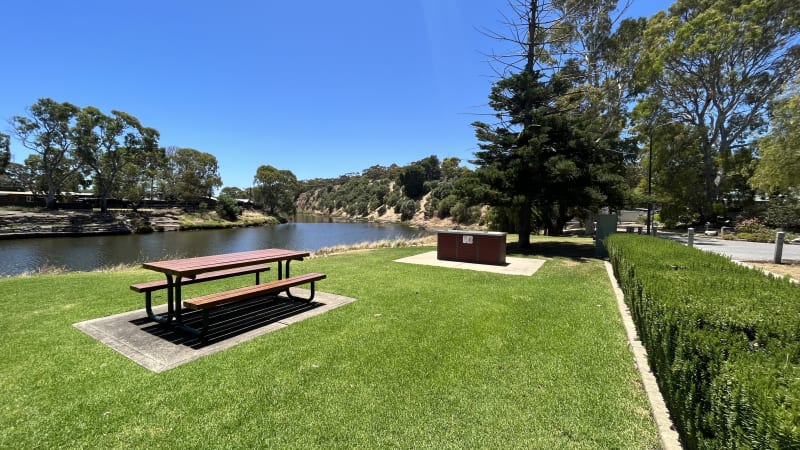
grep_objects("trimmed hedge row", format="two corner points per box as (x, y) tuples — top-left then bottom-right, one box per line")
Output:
(606, 234), (800, 449)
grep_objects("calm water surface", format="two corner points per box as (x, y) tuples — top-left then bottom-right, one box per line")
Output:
(0, 221), (430, 277)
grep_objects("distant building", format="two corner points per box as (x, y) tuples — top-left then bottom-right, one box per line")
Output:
(0, 191), (93, 209)
(0, 191), (41, 207)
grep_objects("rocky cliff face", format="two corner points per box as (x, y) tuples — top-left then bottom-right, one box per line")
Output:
(294, 190), (326, 215)
(0, 210), (132, 238)
(294, 188), (484, 231)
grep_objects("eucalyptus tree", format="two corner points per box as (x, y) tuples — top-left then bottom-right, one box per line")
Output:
(472, 0), (633, 246)
(637, 0), (800, 221)
(390, 155), (441, 201)
(113, 143), (166, 210)
(10, 98), (82, 209)
(0, 162), (36, 192)
(441, 157), (468, 181)
(253, 165), (298, 216)
(634, 115), (708, 227)
(74, 107), (160, 212)
(162, 147), (222, 206)
(219, 186), (246, 199)
(750, 83), (800, 196)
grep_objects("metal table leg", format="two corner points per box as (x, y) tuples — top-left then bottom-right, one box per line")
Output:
(173, 276), (184, 325)
(145, 274), (175, 324)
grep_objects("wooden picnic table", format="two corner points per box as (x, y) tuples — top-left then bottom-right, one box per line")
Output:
(139, 249), (312, 330)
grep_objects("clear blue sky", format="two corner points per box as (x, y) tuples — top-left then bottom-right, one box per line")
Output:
(2, 0), (671, 189)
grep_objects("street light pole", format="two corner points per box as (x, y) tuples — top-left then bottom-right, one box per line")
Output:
(646, 134), (653, 235)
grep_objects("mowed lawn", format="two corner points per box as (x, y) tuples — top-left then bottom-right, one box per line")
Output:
(0, 243), (660, 449)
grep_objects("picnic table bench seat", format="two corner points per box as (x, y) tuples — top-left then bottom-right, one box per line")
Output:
(183, 272), (327, 309)
(181, 272), (326, 342)
(130, 265), (270, 299)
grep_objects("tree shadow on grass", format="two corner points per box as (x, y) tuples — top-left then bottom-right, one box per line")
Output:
(507, 240), (597, 262)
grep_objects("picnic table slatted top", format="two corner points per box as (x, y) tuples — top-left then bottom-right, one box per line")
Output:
(142, 249), (310, 277)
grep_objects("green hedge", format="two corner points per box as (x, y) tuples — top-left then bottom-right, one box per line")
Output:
(606, 234), (800, 449)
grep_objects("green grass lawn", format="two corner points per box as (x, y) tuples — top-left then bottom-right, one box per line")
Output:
(0, 240), (660, 449)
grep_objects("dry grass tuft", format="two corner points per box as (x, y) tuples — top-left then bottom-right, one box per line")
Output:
(312, 236), (436, 257)
(17, 264), (71, 277)
(93, 262), (141, 273)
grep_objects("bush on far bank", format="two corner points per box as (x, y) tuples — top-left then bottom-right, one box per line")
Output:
(215, 194), (242, 221)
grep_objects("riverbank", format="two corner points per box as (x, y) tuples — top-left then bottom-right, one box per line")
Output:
(0, 209), (130, 239)
(0, 206), (478, 240)
(0, 208), (279, 239)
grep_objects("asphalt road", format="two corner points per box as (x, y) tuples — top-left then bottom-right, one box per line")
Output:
(660, 232), (800, 262)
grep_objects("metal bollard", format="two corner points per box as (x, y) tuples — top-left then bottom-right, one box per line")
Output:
(687, 228), (694, 247)
(774, 231), (785, 264)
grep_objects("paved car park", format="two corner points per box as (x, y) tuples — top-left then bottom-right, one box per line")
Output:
(660, 232), (799, 261)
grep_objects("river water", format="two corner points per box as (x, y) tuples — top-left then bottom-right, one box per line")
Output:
(0, 220), (430, 277)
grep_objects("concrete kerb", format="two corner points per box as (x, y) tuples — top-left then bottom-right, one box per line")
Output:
(604, 261), (683, 450)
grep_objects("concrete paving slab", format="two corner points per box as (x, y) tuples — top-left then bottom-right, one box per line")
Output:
(74, 289), (356, 373)
(394, 251), (545, 276)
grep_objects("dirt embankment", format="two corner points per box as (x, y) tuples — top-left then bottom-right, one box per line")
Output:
(0, 208), (335, 239)
(0, 208), (204, 238)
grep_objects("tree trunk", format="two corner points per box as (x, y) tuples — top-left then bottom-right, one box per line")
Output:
(518, 196), (533, 249)
(515, 0), (538, 250)
(701, 141), (717, 222)
(99, 176), (114, 213)
(46, 186), (58, 210)
(547, 207), (567, 236)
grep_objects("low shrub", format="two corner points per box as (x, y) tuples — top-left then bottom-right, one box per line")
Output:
(135, 223), (153, 233)
(764, 201), (800, 230)
(735, 217), (769, 234)
(126, 216), (153, 233)
(606, 234), (800, 449)
(395, 199), (417, 221)
(727, 217), (784, 242)
(734, 231), (777, 242)
(215, 194), (242, 221)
